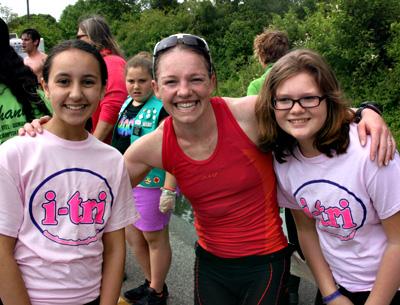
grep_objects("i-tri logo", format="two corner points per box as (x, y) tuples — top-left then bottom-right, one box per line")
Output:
(30, 168), (114, 246)
(294, 179), (367, 241)
(41, 190), (106, 225)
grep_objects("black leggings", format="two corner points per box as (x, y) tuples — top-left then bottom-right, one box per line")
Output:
(315, 287), (400, 305)
(194, 243), (291, 305)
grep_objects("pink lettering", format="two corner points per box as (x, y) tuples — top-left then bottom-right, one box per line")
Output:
(41, 190), (108, 226)
(338, 199), (357, 229)
(313, 200), (331, 226)
(323, 207), (342, 227)
(41, 191), (58, 225)
(299, 197), (313, 218)
(81, 192), (107, 224)
(309, 199), (357, 230)
(67, 191), (83, 224)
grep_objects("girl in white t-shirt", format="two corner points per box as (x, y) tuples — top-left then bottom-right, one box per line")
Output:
(0, 40), (138, 305)
(255, 49), (400, 305)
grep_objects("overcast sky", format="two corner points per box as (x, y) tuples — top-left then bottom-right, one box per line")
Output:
(1, 0), (78, 20)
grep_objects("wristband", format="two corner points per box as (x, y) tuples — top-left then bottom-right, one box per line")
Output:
(354, 101), (383, 123)
(322, 290), (342, 304)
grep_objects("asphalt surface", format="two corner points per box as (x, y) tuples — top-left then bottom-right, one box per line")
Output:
(121, 214), (317, 305)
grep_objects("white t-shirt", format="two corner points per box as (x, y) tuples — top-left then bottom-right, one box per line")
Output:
(0, 130), (138, 305)
(275, 124), (400, 292)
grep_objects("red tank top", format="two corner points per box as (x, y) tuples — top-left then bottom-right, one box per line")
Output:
(162, 97), (287, 258)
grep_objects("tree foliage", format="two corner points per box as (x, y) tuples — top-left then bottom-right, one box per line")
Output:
(0, 4), (18, 23)
(3, 0), (400, 137)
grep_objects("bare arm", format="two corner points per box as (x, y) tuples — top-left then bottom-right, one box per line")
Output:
(291, 210), (354, 305)
(365, 212), (400, 305)
(99, 229), (126, 305)
(123, 126), (164, 187)
(92, 120), (115, 142)
(163, 172), (177, 190)
(0, 234), (31, 305)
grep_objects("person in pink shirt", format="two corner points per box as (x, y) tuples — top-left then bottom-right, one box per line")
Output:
(77, 15), (127, 144)
(0, 39), (138, 305)
(21, 28), (47, 82)
(256, 49), (400, 305)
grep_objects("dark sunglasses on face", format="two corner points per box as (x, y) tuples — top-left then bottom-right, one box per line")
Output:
(152, 33), (212, 74)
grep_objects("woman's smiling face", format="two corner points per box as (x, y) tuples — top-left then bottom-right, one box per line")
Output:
(153, 47), (215, 125)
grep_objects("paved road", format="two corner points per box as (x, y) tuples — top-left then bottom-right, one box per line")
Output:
(121, 214), (317, 305)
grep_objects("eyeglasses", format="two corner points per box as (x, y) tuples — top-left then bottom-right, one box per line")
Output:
(273, 95), (327, 110)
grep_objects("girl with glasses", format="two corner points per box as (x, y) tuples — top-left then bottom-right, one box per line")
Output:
(256, 48), (400, 305)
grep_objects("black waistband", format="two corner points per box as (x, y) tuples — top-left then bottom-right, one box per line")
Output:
(195, 242), (292, 266)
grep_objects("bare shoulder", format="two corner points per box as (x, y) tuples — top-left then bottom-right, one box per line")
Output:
(223, 95), (259, 144)
(224, 96), (257, 122)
